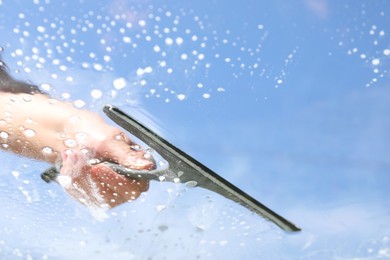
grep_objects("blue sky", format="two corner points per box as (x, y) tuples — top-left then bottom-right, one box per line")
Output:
(1, 0), (390, 259)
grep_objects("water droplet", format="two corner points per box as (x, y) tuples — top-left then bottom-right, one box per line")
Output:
(15, 49), (23, 56)
(12, 171), (20, 179)
(23, 129), (36, 138)
(64, 139), (77, 148)
(93, 63), (103, 71)
(144, 66), (153, 73)
(372, 58), (380, 66)
(114, 133), (125, 141)
(181, 53), (188, 60)
(177, 94), (186, 101)
(113, 78), (126, 90)
(74, 100), (85, 108)
(130, 144), (141, 150)
(76, 132), (88, 143)
(62, 92), (71, 99)
(165, 37), (173, 45)
(42, 147), (53, 154)
(88, 158), (101, 165)
(91, 89), (102, 99)
(176, 37), (184, 45)
(0, 131), (9, 139)
(186, 180), (198, 187)
(123, 36), (131, 43)
(37, 25), (45, 33)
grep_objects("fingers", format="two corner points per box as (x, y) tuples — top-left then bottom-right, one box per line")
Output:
(96, 130), (156, 171)
(59, 154), (150, 208)
(90, 164), (149, 207)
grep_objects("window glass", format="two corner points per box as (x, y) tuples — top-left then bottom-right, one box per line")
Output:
(0, 0), (389, 259)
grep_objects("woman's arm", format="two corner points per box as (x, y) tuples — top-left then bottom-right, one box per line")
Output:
(0, 92), (154, 170)
(0, 60), (154, 208)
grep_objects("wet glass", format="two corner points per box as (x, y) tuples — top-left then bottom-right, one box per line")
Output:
(0, 0), (389, 259)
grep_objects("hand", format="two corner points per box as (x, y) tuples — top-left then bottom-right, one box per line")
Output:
(58, 150), (150, 208)
(54, 102), (155, 208)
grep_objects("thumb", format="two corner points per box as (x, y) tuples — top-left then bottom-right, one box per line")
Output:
(98, 132), (155, 170)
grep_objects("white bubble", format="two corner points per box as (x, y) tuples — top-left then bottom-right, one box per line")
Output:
(93, 63), (103, 71)
(177, 94), (186, 100)
(91, 89), (102, 99)
(198, 53), (205, 60)
(181, 53), (188, 60)
(167, 68), (173, 74)
(153, 45), (161, 52)
(23, 129), (36, 138)
(15, 49), (23, 56)
(384, 49), (390, 56)
(74, 100), (86, 108)
(203, 93), (210, 99)
(12, 171), (20, 179)
(81, 62), (90, 69)
(372, 58), (380, 66)
(191, 35), (198, 41)
(175, 37), (184, 45)
(37, 26), (45, 33)
(159, 61), (167, 67)
(136, 68), (144, 76)
(62, 92), (71, 99)
(225, 57), (231, 63)
(138, 20), (146, 27)
(165, 38), (173, 45)
(257, 24), (264, 30)
(113, 78), (127, 90)
(277, 79), (283, 84)
(197, 83), (204, 88)
(144, 66), (153, 73)
(217, 87), (225, 92)
(123, 36), (132, 43)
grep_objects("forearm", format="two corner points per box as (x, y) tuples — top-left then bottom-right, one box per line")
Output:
(0, 92), (114, 164)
